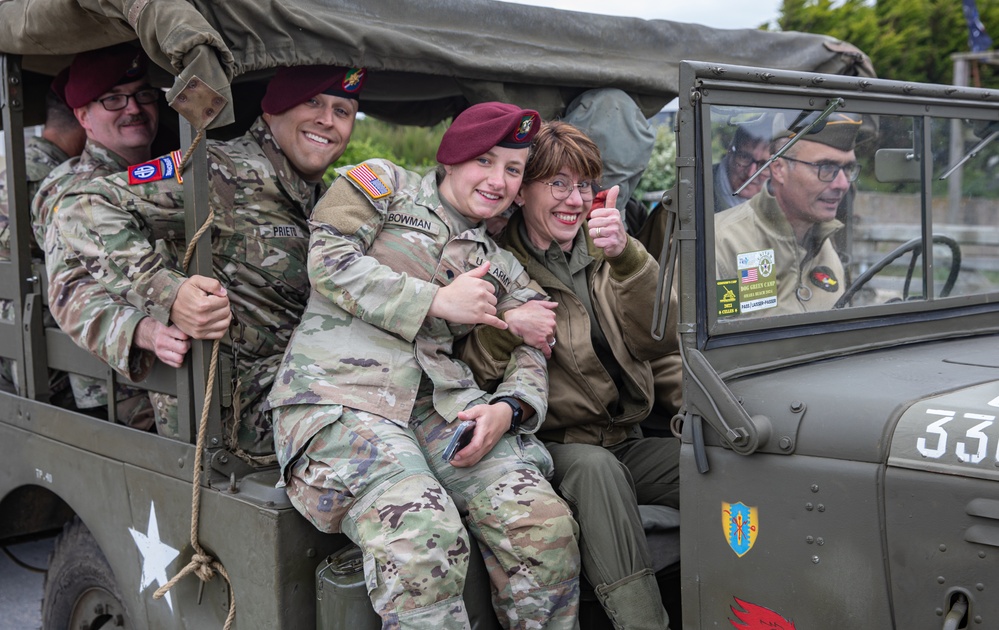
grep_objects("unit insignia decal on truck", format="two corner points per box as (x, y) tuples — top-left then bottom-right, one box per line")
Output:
(722, 501), (758, 557)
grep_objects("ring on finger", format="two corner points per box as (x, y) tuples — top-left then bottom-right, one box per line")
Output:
(595, 227), (602, 238)
(548, 338), (556, 348)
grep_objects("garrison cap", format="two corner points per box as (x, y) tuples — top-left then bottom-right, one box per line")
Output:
(64, 44), (149, 109)
(261, 66), (366, 115)
(436, 102), (540, 165)
(775, 110), (862, 152)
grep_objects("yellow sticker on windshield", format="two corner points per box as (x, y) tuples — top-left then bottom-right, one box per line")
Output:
(717, 279), (739, 317)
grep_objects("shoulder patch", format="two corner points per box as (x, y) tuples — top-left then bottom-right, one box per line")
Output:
(809, 265), (839, 292)
(470, 254), (514, 292)
(128, 151), (184, 186)
(346, 164), (391, 199)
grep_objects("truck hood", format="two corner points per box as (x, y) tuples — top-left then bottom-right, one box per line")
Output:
(726, 334), (999, 464)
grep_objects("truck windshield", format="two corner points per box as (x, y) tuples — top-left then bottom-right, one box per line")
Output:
(705, 101), (999, 329)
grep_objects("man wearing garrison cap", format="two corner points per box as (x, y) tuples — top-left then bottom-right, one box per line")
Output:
(32, 44), (167, 427)
(56, 65), (365, 445)
(266, 102), (581, 628)
(715, 110), (863, 315)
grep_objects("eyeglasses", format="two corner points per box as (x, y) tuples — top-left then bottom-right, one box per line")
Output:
(95, 88), (160, 112)
(730, 148), (768, 169)
(781, 156), (861, 182)
(544, 179), (594, 201)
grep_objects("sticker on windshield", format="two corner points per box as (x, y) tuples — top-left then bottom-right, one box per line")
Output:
(716, 279), (740, 317)
(736, 248), (777, 314)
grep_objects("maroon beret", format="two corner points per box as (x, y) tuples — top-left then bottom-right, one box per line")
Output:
(261, 66), (367, 115)
(436, 102), (541, 165)
(64, 44), (149, 109)
(50, 67), (71, 105)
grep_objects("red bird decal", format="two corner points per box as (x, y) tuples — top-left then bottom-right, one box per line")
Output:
(729, 597), (797, 629)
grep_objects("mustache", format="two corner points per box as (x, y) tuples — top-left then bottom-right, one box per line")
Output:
(118, 114), (150, 126)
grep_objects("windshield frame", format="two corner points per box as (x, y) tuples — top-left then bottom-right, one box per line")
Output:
(676, 61), (999, 378)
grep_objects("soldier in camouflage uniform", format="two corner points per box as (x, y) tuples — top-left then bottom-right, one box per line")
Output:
(0, 72), (85, 398)
(56, 65), (365, 452)
(33, 46), (188, 429)
(266, 102), (580, 629)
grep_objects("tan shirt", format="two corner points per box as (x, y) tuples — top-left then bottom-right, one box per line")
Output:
(715, 187), (845, 316)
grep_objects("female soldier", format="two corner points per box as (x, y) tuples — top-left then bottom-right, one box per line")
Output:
(266, 103), (580, 629)
(463, 120), (680, 630)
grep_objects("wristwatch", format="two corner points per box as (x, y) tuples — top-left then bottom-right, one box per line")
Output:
(494, 397), (524, 433)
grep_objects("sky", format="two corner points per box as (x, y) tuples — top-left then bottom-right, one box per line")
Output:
(502, 0), (785, 30)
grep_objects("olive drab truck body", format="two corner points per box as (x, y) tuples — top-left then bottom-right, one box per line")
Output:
(12, 0), (980, 628)
(670, 61), (999, 628)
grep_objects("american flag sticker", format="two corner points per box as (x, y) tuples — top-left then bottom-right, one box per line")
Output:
(170, 150), (184, 184)
(741, 268), (758, 283)
(346, 164), (391, 199)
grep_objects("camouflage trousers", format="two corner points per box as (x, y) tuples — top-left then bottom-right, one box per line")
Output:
(68, 374), (155, 431)
(224, 351), (278, 457)
(147, 351), (277, 455)
(0, 300), (73, 407)
(546, 439), (680, 629)
(149, 392), (180, 438)
(275, 399), (581, 630)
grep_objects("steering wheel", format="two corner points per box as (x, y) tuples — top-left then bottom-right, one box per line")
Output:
(834, 235), (962, 308)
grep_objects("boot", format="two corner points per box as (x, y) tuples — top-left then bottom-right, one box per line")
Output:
(593, 569), (670, 630)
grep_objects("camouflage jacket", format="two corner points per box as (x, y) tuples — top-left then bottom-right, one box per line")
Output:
(267, 160), (548, 450)
(35, 141), (156, 383)
(57, 118), (324, 452)
(0, 136), (71, 330)
(0, 136), (70, 262)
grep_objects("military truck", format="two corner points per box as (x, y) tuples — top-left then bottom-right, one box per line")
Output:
(659, 59), (999, 628)
(10, 1), (994, 629)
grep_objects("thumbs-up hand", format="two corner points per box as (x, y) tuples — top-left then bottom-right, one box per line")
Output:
(428, 262), (507, 329)
(588, 185), (627, 258)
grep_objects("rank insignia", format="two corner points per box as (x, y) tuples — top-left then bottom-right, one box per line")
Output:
(128, 150), (184, 186)
(809, 265), (839, 291)
(346, 164), (391, 199)
(722, 501), (758, 557)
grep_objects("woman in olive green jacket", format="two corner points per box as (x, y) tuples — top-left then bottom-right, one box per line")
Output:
(462, 120), (681, 630)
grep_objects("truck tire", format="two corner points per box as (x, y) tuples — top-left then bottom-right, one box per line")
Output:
(42, 517), (131, 629)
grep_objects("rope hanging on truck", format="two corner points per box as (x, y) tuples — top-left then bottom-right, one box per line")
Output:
(153, 129), (237, 630)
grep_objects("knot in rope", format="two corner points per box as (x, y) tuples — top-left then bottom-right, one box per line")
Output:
(192, 553), (218, 581)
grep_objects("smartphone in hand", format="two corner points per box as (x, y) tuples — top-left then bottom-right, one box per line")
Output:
(442, 420), (476, 462)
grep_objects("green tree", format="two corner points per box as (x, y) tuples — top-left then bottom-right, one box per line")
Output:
(773, 0), (999, 87)
(324, 116), (446, 184)
(635, 124), (677, 201)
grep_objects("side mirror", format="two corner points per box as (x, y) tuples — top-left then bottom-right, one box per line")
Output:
(874, 148), (920, 183)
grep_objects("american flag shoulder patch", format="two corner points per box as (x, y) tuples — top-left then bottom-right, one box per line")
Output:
(346, 164), (391, 199)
